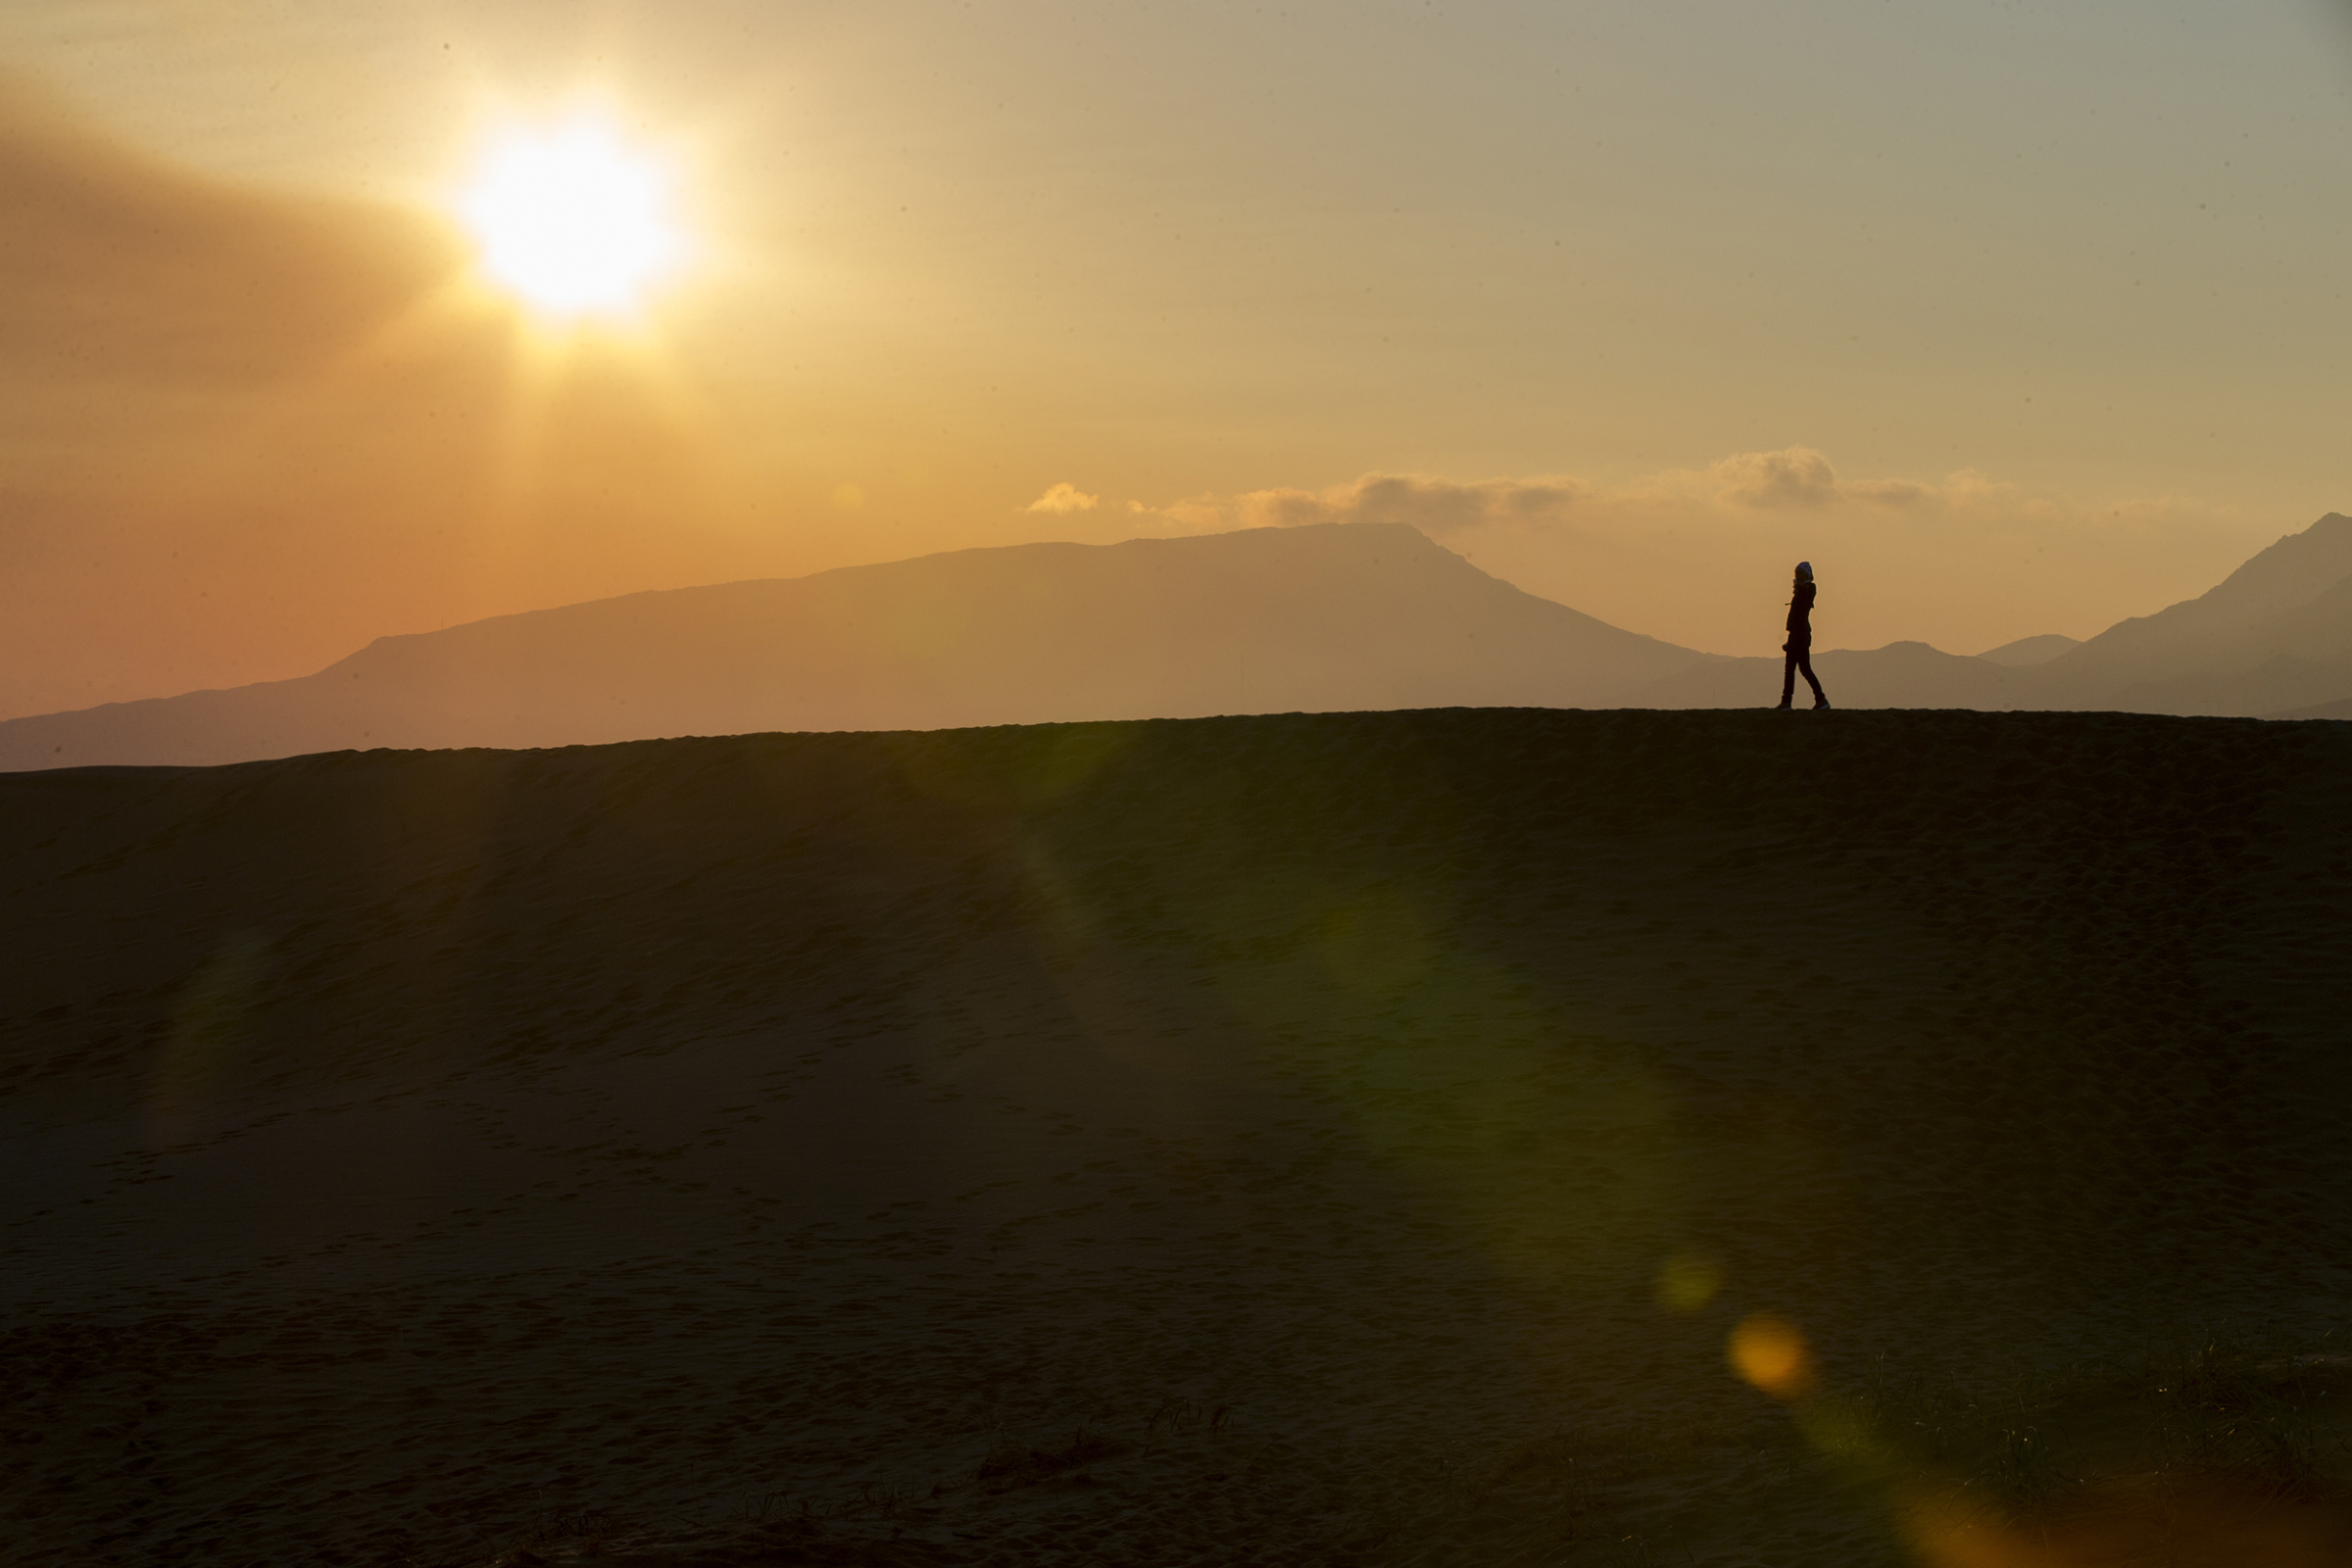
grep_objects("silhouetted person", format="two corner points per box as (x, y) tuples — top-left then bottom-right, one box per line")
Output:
(1777, 561), (1830, 710)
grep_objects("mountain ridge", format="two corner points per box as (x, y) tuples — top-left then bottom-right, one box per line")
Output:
(7, 512), (2350, 771)
(2030, 513), (2352, 695)
(0, 523), (1715, 770)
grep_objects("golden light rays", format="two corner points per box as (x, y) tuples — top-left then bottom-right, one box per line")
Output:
(108, 74), (739, 656)
(331, 91), (725, 551)
(432, 99), (716, 514)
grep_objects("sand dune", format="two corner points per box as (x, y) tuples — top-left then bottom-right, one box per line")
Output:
(6, 709), (2351, 1564)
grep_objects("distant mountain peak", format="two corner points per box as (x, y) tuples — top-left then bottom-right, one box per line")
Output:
(2042, 512), (2352, 685)
(1975, 633), (2081, 668)
(0, 521), (1708, 770)
(2197, 512), (2352, 611)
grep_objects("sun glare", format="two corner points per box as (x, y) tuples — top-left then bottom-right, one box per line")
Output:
(458, 113), (689, 318)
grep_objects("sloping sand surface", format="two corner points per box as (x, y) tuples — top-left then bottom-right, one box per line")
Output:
(5, 710), (2351, 1565)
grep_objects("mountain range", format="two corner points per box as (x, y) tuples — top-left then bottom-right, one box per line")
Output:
(4, 512), (2348, 769)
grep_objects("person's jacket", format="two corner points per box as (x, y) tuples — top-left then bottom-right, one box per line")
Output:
(1786, 581), (1816, 644)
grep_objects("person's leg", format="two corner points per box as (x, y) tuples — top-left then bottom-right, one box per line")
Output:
(1798, 647), (1828, 707)
(1779, 650), (1797, 707)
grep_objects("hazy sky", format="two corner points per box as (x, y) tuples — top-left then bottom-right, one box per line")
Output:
(4, 0), (2349, 717)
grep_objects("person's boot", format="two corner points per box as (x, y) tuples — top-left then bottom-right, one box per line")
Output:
(1812, 696), (1832, 710)
(1774, 698), (1792, 710)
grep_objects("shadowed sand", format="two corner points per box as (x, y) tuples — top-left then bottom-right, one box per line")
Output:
(5, 710), (2352, 1565)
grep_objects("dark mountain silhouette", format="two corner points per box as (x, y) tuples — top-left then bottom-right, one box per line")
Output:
(1975, 633), (2080, 667)
(7, 512), (2350, 770)
(0, 523), (1715, 769)
(1639, 512), (2352, 717)
(1640, 514), (2352, 714)
(2024, 513), (2352, 714)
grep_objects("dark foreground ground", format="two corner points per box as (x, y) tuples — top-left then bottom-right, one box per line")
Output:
(3, 709), (2350, 1567)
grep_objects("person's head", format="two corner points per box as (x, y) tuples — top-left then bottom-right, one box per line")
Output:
(1793, 561), (1814, 584)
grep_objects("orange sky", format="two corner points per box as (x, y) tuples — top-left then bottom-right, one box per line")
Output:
(3, 2), (2349, 719)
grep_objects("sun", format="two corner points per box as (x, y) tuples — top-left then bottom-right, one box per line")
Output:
(457, 112), (690, 318)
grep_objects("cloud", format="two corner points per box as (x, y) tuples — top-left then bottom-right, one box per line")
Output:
(0, 77), (763, 726)
(1027, 482), (1100, 514)
(1139, 449), (2028, 537)
(0, 75), (462, 385)
(1127, 450), (2265, 662)
(1708, 447), (1841, 509)
(1609, 447), (1932, 511)
(1139, 452), (1950, 537)
(1153, 472), (1589, 535)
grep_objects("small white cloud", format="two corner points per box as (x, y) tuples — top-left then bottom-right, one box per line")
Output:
(1026, 482), (1100, 514)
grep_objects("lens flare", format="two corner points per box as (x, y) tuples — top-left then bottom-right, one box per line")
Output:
(1656, 1250), (1724, 1313)
(1730, 1312), (1813, 1398)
